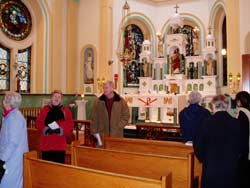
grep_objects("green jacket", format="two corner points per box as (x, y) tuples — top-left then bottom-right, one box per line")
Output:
(90, 92), (130, 137)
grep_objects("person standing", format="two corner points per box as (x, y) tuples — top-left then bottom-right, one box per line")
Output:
(235, 91), (250, 188)
(36, 90), (73, 163)
(90, 81), (130, 138)
(0, 92), (28, 188)
(194, 95), (244, 188)
(179, 91), (210, 142)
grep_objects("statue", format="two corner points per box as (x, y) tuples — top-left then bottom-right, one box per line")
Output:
(85, 52), (94, 82)
(157, 34), (164, 57)
(171, 48), (181, 74)
(206, 57), (215, 76)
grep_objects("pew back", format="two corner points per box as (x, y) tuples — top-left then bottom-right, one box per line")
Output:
(103, 136), (201, 188)
(24, 151), (171, 188)
(72, 145), (192, 188)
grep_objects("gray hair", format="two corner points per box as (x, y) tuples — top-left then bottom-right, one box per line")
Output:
(4, 92), (22, 108)
(212, 95), (229, 111)
(104, 80), (114, 88)
(188, 91), (202, 104)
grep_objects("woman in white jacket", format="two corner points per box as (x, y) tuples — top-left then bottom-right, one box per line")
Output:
(0, 92), (28, 188)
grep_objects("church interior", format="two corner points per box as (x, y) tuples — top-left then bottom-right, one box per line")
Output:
(0, 0), (250, 187)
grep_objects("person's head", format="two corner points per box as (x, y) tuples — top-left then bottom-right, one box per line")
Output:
(103, 81), (114, 99)
(212, 94), (229, 112)
(3, 92), (22, 110)
(51, 90), (63, 106)
(235, 91), (250, 108)
(188, 91), (202, 104)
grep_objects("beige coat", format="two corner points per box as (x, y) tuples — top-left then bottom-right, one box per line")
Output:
(90, 92), (130, 137)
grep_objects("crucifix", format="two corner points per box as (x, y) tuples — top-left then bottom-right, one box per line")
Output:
(174, 4), (179, 13)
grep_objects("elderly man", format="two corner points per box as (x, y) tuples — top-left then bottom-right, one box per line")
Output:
(179, 91), (210, 142)
(90, 80), (130, 138)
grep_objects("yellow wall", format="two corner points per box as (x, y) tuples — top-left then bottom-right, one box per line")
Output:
(225, 0), (241, 84)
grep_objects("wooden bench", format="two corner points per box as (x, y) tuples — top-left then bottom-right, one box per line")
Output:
(24, 151), (171, 188)
(103, 136), (201, 188)
(27, 128), (41, 156)
(72, 145), (192, 188)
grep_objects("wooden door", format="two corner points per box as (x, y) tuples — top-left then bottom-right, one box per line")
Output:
(242, 54), (250, 92)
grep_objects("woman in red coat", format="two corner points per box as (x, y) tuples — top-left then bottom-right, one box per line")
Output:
(36, 90), (73, 163)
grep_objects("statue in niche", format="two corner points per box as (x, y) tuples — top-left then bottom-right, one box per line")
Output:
(85, 51), (94, 83)
(205, 56), (215, 76)
(157, 34), (164, 57)
(193, 33), (199, 55)
(171, 48), (181, 74)
(188, 62), (194, 79)
(142, 58), (149, 77)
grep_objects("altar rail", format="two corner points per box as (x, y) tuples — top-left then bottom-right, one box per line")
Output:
(24, 151), (171, 188)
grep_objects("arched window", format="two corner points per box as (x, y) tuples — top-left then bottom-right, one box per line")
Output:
(222, 17), (227, 86)
(123, 24), (144, 87)
(0, 44), (10, 91)
(16, 47), (31, 92)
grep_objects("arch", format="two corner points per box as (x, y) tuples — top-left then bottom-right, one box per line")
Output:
(117, 12), (156, 57)
(0, 0), (49, 92)
(245, 31), (250, 54)
(209, 0), (226, 87)
(162, 13), (206, 55)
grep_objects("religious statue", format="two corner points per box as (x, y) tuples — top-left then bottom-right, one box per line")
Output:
(171, 48), (181, 74)
(85, 52), (94, 82)
(206, 57), (215, 76)
(157, 34), (164, 57)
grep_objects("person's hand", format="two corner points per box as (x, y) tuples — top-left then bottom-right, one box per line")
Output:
(43, 127), (53, 136)
(52, 128), (63, 136)
(0, 160), (5, 183)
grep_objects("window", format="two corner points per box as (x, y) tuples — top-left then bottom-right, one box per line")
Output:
(123, 24), (144, 87)
(0, 44), (10, 91)
(16, 47), (31, 92)
(181, 25), (195, 56)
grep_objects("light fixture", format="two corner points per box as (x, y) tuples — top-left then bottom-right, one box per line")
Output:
(117, 1), (132, 68)
(221, 48), (227, 56)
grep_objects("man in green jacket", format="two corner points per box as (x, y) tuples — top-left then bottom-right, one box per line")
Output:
(90, 80), (130, 138)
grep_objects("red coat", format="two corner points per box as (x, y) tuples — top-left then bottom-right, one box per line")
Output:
(36, 105), (73, 151)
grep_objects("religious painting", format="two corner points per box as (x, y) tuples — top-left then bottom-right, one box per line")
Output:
(83, 47), (94, 84)
(123, 24), (144, 87)
(0, 0), (32, 41)
(181, 25), (194, 56)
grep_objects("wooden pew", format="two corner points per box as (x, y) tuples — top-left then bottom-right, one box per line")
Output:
(72, 145), (192, 188)
(24, 151), (171, 188)
(103, 136), (201, 188)
(27, 128), (41, 157)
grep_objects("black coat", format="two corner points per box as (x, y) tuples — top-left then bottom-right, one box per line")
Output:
(179, 104), (211, 142)
(194, 111), (244, 188)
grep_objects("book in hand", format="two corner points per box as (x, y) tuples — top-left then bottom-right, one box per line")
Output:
(185, 141), (193, 146)
(93, 133), (103, 147)
(48, 121), (60, 130)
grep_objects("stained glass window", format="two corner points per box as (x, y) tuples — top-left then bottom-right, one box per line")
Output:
(181, 25), (194, 56)
(123, 24), (144, 87)
(0, 0), (32, 41)
(17, 47), (31, 92)
(0, 44), (10, 91)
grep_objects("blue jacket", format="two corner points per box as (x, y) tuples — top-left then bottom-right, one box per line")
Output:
(0, 108), (28, 188)
(194, 111), (244, 188)
(179, 103), (210, 142)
